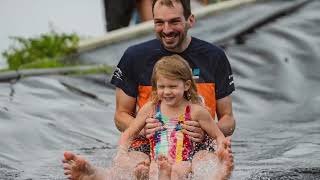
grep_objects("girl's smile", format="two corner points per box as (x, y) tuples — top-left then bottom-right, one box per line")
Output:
(156, 76), (190, 107)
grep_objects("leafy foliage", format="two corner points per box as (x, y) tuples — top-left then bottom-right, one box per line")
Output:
(2, 32), (79, 70)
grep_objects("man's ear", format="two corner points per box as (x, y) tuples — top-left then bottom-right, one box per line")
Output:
(187, 14), (195, 28)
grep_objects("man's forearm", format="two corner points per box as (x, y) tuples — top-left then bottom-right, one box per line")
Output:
(217, 115), (235, 137)
(114, 112), (135, 132)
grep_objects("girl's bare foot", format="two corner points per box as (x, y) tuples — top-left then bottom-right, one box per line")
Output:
(215, 138), (234, 179)
(62, 151), (96, 180)
(192, 138), (234, 180)
(134, 159), (150, 180)
(113, 148), (150, 180)
(157, 155), (172, 180)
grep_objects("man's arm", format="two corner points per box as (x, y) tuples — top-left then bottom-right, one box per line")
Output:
(216, 95), (235, 137)
(114, 88), (136, 132)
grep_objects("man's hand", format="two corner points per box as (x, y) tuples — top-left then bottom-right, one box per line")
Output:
(181, 120), (205, 143)
(145, 117), (162, 139)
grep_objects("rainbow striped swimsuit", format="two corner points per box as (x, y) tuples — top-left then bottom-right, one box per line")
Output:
(149, 102), (194, 162)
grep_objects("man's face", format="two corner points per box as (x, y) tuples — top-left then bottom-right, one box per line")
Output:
(153, 1), (191, 52)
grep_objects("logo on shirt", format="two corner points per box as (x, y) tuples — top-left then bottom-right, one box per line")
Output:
(113, 67), (123, 81)
(192, 68), (200, 79)
(229, 74), (234, 86)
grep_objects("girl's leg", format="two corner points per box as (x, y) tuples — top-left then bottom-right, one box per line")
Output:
(171, 161), (192, 180)
(62, 146), (150, 180)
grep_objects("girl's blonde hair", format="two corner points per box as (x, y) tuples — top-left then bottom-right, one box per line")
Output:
(150, 54), (201, 104)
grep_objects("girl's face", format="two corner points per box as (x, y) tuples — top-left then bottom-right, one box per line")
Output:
(156, 75), (191, 107)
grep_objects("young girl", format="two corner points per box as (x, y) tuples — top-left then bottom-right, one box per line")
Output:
(62, 55), (233, 180)
(119, 54), (228, 179)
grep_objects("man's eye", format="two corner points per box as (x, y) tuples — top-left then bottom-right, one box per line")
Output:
(169, 20), (181, 25)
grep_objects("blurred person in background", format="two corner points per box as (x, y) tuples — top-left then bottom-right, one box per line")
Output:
(104, 0), (153, 32)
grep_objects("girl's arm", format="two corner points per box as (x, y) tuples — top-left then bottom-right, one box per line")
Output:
(191, 104), (226, 146)
(119, 102), (153, 147)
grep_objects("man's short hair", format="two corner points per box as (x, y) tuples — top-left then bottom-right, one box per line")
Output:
(152, 0), (191, 19)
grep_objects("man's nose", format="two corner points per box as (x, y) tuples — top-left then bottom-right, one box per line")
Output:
(163, 22), (172, 34)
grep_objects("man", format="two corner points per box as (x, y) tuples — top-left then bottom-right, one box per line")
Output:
(111, 0), (235, 151)
(63, 0), (235, 179)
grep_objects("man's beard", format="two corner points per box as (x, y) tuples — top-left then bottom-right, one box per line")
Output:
(158, 31), (186, 50)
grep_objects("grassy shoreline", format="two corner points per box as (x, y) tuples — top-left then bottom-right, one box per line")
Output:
(0, 31), (115, 80)
(0, 64), (114, 82)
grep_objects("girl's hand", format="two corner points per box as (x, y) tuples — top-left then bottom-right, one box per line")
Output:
(181, 120), (205, 143)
